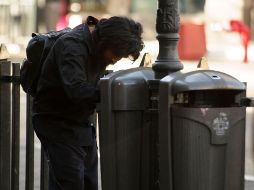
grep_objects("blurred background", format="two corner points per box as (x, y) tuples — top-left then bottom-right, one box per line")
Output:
(1, 1), (254, 188)
(0, 0), (254, 63)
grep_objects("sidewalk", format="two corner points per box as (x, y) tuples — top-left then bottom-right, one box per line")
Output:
(19, 145), (254, 190)
(246, 180), (254, 190)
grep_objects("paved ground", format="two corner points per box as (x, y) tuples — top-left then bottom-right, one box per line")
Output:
(19, 145), (254, 190)
(246, 180), (254, 190)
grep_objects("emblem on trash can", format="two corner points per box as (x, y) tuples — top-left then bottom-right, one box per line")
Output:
(212, 112), (229, 136)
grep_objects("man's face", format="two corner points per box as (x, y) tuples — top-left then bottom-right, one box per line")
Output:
(102, 49), (121, 65)
(92, 48), (122, 69)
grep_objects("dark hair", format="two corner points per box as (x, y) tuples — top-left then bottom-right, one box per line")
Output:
(92, 16), (144, 61)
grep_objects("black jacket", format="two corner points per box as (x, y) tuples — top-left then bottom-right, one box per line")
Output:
(33, 23), (104, 145)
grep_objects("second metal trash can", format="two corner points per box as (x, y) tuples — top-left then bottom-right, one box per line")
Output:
(158, 70), (246, 190)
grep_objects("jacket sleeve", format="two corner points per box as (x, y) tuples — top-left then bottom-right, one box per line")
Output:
(54, 38), (99, 103)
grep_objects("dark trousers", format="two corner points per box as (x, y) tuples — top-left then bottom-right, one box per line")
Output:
(42, 140), (98, 190)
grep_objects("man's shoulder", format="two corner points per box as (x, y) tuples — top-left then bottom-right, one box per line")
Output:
(52, 24), (93, 55)
(69, 24), (90, 38)
(59, 24), (91, 45)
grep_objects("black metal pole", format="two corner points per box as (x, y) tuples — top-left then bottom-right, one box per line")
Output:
(25, 95), (34, 190)
(0, 60), (12, 190)
(11, 63), (21, 190)
(152, 0), (183, 79)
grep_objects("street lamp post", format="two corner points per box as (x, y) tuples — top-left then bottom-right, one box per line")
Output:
(152, 0), (183, 79)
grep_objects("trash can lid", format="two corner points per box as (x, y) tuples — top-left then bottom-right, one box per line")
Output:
(162, 70), (246, 94)
(99, 68), (154, 110)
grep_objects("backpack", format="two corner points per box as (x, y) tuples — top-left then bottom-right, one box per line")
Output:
(20, 27), (72, 97)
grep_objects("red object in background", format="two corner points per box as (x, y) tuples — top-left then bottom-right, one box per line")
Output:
(178, 22), (207, 60)
(56, 0), (70, 30)
(229, 20), (250, 63)
(56, 15), (68, 31)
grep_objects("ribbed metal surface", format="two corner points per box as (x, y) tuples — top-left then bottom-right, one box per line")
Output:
(114, 111), (145, 190)
(171, 107), (245, 190)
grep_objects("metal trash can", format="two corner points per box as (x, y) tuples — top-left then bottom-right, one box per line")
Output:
(158, 70), (246, 190)
(97, 67), (159, 190)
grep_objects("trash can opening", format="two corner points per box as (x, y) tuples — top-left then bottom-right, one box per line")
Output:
(173, 90), (245, 108)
